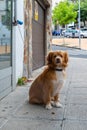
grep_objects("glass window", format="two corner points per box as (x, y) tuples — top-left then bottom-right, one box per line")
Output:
(0, 0), (12, 69)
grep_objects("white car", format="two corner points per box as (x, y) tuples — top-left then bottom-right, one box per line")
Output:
(63, 29), (87, 38)
(81, 31), (87, 38)
(81, 28), (87, 37)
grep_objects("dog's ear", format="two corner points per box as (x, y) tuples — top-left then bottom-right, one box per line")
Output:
(63, 52), (69, 64)
(47, 51), (53, 64)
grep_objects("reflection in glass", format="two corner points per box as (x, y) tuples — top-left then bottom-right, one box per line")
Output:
(0, 0), (11, 69)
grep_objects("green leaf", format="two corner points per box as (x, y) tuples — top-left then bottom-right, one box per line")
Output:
(52, 0), (77, 26)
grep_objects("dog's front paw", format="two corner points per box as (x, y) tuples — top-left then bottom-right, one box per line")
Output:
(55, 102), (63, 108)
(51, 101), (63, 108)
(46, 103), (52, 110)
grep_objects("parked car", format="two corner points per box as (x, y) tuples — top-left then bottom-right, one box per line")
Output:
(81, 28), (87, 31)
(52, 30), (61, 36)
(63, 29), (87, 38)
(81, 28), (87, 33)
(80, 31), (87, 38)
(63, 29), (72, 37)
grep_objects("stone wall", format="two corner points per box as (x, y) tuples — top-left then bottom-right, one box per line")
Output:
(23, 0), (52, 78)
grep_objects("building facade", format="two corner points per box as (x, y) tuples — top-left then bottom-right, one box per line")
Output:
(0, 0), (52, 100)
(23, 0), (52, 77)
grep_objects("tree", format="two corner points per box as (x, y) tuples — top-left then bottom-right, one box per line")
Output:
(52, 0), (77, 26)
(2, 1), (11, 30)
(79, 0), (87, 26)
(73, 0), (87, 27)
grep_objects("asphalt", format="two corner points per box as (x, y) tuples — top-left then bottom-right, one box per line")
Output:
(0, 46), (87, 130)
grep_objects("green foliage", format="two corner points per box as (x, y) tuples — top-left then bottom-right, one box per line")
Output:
(17, 77), (28, 86)
(80, 0), (87, 22)
(17, 78), (25, 86)
(73, 0), (87, 25)
(52, 0), (77, 26)
(2, 2), (11, 30)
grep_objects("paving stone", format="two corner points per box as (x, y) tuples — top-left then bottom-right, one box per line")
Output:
(69, 82), (87, 88)
(66, 94), (87, 105)
(71, 75), (87, 82)
(62, 120), (87, 130)
(64, 104), (87, 120)
(0, 87), (29, 117)
(0, 117), (8, 129)
(14, 101), (64, 121)
(1, 119), (62, 130)
(68, 87), (87, 95)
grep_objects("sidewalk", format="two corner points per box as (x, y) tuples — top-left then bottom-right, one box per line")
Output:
(0, 47), (87, 130)
(52, 37), (87, 50)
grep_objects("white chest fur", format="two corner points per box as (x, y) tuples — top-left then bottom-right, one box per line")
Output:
(52, 71), (65, 96)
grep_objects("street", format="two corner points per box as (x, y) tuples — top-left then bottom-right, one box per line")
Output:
(52, 45), (87, 59)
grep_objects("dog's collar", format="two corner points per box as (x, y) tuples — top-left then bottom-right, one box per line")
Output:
(55, 68), (63, 71)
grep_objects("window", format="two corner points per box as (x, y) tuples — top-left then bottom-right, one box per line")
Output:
(0, 0), (12, 69)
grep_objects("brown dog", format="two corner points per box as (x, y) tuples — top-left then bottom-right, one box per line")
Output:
(29, 51), (68, 109)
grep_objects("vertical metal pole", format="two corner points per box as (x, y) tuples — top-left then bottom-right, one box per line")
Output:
(78, 0), (81, 49)
(12, 0), (16, 90)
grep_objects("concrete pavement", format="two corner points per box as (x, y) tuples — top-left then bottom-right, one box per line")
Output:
(0, 46), (87, 130)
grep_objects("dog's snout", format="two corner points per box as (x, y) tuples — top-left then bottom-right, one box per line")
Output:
(56, 58), (61, 63)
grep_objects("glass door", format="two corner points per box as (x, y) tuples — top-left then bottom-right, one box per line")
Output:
(0, 0), (12, 100)
(0, 0), (12, 69)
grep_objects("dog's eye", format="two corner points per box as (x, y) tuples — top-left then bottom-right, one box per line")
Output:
(60, 55), (63, 58)
(54, 55), (56, 58)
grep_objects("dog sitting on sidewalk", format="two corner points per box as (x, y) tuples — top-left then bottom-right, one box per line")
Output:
(29, 51), (68, 109)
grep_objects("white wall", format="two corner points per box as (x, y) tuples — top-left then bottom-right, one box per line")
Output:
(13, 0), (24, 83)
